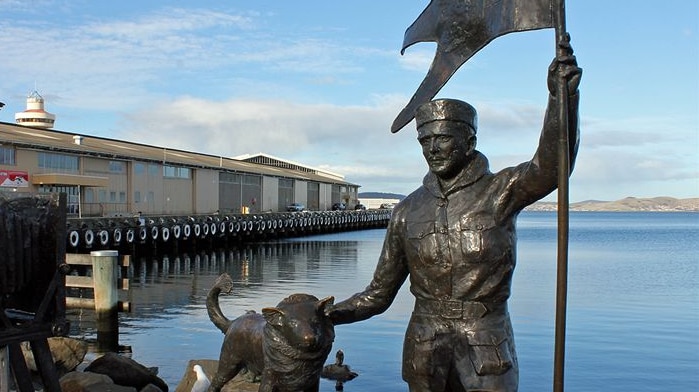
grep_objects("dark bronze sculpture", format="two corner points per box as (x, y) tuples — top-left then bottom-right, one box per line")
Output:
(206, 273), (335, 392)
(327, 37), (581, 391)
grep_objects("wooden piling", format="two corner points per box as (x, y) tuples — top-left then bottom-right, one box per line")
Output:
(90, 250), (120, 351)
(90, 250), (119, 317)
(1, 346), (8, 392)
(65, 253), (130, 312)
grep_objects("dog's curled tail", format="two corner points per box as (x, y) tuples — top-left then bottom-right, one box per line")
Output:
(207, 272), (235, 333)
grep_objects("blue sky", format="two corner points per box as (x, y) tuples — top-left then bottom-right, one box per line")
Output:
(1, 0), (697, 202)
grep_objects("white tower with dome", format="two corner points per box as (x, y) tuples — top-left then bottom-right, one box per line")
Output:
(15, 90), (56, 128)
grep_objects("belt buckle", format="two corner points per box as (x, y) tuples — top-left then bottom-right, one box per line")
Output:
(440, 300), (463, 319)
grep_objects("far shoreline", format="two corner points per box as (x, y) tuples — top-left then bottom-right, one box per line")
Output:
(525, 196), (699, 212)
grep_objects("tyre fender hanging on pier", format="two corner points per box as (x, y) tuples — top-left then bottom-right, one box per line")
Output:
(69, 230), (80, 248)
(113, 228), (122, 244)
(84, 229), (95, 248)
(126, 228), (135, 243)
(139, 226), (148, 242)
(98, 230), (109, 247)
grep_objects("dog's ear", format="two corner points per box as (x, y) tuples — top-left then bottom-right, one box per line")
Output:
(262, 307), (285, 327)
(315, 296), (335, 313)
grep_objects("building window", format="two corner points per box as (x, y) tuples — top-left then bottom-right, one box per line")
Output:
(148, 164), (160, 177)
(134, 191), (141, 203)
(278, 178), (294, 211)
(279, 178), (294, 189)
(0, 146), (15, 165)
(332, 185), (342, 204)
(119, 191), (126, 203)
(85, 188), (94, 203)
(99, 190), (107, 202)
(109, 161), (126, 173)
(110, 191), (116, 202)
(38, 185), (79, 214)
(134, 163), (145, 175)
(163, 166), (175, 178)
(243, 175), (261, 186)
(163, 165), (190, 179)
(38, 152), (78, 172)
(220, 172), (240, 184)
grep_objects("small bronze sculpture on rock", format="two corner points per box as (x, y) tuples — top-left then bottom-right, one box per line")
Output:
(321, 350), (358, 390)
(206, 273), (335, 392)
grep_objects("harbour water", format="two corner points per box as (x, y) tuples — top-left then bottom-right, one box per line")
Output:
(67, 211), (699, 391)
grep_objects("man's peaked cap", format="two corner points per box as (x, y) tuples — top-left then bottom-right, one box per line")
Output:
(415, 99), (477, 132)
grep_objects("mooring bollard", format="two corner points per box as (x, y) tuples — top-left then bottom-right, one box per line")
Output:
(91, 250), (119, 351)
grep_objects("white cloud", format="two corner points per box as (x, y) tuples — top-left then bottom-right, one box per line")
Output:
(115, 95), (426, 194)
(119, 96), (407, 155)
(86, 8), (254, 38)
(397, 48), (435, 72)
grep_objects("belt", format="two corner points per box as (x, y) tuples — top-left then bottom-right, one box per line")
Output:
(414, 298), (490, 319)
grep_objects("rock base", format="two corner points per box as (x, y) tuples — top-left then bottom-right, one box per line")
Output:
(174, 360), (259, 392)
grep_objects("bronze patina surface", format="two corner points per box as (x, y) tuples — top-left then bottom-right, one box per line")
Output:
(328, 40), (581, 391)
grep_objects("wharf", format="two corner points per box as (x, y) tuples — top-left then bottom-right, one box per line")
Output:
(65, 209), (392, 254)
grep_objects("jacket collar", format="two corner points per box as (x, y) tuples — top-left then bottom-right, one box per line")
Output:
(422, 150), (490, 197)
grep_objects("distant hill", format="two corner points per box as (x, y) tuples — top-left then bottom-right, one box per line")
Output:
(527, 197), (699, 212)
(359, 192), (406, 201)
(361, 193), (698, 212)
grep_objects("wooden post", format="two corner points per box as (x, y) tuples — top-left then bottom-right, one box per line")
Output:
(91, 250), (118, 315)
(90, 250), (119, 351)
(0, 346), (8, 392)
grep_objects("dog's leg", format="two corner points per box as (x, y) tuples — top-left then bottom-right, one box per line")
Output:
(257, 370), (275, 392)
(209, 363), (242, 392)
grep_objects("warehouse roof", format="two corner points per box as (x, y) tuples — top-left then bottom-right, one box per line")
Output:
(0, 121), (358, 186)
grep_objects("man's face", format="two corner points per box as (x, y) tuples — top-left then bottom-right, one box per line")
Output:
(417, 121), (476, 179)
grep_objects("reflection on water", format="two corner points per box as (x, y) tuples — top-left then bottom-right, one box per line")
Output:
(66, 214), (699, 392)
(68, 229), (402, 390)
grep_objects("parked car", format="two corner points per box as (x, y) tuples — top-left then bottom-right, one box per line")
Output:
(379, 203), (396, 209)
(331, 202), (346, 211)
(286, 203), (306, 212)
(354, 203), (366, 210)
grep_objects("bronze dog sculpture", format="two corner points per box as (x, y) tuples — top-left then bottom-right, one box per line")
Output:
(206, 273), (335, 392)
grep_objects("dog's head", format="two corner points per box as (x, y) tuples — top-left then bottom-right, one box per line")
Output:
(262, 294), (335, 352)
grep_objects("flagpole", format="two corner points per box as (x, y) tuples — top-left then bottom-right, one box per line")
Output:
(553, 0), (570, 391)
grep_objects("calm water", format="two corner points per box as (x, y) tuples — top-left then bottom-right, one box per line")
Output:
(67, 211), (699, 391)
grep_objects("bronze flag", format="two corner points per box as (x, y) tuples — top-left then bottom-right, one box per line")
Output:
(392, 0), (555, 133)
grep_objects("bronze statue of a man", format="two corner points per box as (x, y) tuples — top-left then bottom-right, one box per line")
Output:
(327, 41), (581, 391)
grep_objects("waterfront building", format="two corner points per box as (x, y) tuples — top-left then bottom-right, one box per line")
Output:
(358, 198), (401, 210)
(0, 121), (360, 217)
